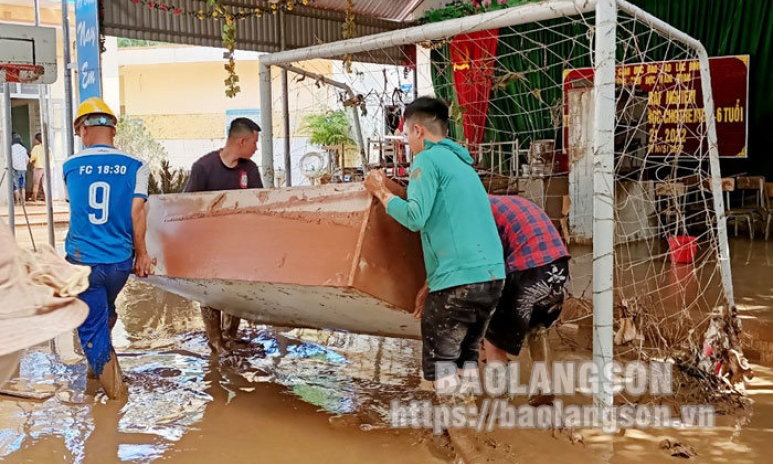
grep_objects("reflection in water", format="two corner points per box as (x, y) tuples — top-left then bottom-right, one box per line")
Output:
(0, 350), (94, 461)
(119, 352), (211, 441)
(118, 444), (169, 463)
(0, 281), (424, 463)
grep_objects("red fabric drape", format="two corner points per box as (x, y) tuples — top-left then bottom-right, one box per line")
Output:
(450, 29), (499, 153)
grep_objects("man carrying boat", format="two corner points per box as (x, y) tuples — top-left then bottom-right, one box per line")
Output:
(364, 96), (506, 385)
(63, 97), (154, 399)
(184, 117), (263, 355)
(483, 194), (571, 406)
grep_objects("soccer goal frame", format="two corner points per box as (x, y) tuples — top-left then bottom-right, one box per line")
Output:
(258, 0), (735, 408)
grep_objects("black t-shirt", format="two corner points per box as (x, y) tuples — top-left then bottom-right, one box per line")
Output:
(184, 150), (263, 192)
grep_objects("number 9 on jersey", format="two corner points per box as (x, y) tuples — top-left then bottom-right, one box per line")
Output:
(88, 181), (111, 225)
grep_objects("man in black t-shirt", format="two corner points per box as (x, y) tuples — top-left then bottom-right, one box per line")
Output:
(185, 119), (263, 192)
(185, 117), (263, 354)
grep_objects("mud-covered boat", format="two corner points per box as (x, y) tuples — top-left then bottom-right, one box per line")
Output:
(144, 181), (425, 339)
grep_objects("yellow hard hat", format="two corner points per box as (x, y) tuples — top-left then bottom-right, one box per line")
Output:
(74, 97), (117, 129)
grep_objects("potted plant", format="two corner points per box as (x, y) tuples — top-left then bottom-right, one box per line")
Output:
(300, 110), (358, 183)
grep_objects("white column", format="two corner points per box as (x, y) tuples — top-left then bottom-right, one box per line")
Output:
(698, 50), (735, 308)
(592, 0), (616, 409)
(3, 84), (14, 231)
(259, 63), (274, 188)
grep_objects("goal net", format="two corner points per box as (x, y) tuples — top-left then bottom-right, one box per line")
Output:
(258, 0), (745, 395)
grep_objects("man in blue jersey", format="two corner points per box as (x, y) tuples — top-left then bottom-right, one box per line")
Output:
(63, 97), (154, 400)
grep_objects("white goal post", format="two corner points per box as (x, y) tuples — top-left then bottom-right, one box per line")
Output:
(258, 0), (735, 408)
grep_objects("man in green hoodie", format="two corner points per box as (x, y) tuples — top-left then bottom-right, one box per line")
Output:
(364, 97), (505, 383)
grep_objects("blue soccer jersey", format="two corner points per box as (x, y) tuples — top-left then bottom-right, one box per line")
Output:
(63, 144), (150, 264)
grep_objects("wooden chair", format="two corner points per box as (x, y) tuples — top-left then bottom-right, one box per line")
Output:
(736, 176), (765, 238)
(723, 177), (757, 240)
(764, 183), (773, 240)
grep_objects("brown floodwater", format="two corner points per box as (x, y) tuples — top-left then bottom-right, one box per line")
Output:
(1, 238), (773, 463)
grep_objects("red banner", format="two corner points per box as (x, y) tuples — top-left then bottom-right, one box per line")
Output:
(563, 55), (749, 158)
(450, 29), (499, 151)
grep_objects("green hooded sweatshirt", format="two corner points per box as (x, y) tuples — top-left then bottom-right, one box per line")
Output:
(386, 138), (505, 292)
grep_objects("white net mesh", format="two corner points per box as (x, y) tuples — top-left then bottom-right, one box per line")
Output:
(261, 3), (742, 382)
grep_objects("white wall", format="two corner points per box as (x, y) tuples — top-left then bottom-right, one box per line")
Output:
(0, 99), (9, 206)
(568, 87), (594, 241)
(416, 46), (435, 98)
(102, 36), (121, 117)
(272, 136), (316, 187)
(160, 138), (224, 170)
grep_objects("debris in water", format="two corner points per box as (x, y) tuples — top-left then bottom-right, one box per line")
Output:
(614, 317), (641, 345)
(660, 438), (697, 458)
(0, 380), (57, 400)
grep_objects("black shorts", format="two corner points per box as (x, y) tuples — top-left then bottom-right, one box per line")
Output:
(485, 257), (570, 356)
(421, 280), (505, 381)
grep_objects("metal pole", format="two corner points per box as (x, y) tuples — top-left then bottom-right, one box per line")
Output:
(592, 0), (616, 410)
(259, 63), (274, 188)
(3, 84), (14, 234)
(35, 0), (55, 246)
(349, 104), (368, 173)
(40, 88), (54, 245)
(412, 62), (419, 167)
(280, 11), (292, 187)
(62, 0), (75, 158)
(413, 63), (419, 100)
(278, 64), (351, 93)
(697, 49), (735, 308)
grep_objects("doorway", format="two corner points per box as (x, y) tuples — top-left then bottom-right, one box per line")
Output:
(10, 99), (39, 199)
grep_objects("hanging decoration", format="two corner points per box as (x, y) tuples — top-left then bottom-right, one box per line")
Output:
(128, 0), (314, 97)
(449, 29), (499, 156)
(128, 0), (310, 20)
(341, 0), (356, 73)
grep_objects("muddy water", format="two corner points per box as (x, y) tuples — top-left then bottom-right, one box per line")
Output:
(2, 238), (773, 463)
(0, 280), (443, 464)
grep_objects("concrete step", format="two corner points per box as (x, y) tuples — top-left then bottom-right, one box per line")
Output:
(2, 208), (69, 216)
(10, 215), (70, 227)
(2, 204), (70, 227)
(2, 212), (69, 221)
(4, 213), (70, 228)
(0, 201), (69, 212)
(1, 205), (69, 214)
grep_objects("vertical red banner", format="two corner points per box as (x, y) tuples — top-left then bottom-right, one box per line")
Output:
(450, 29), (499, 154)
